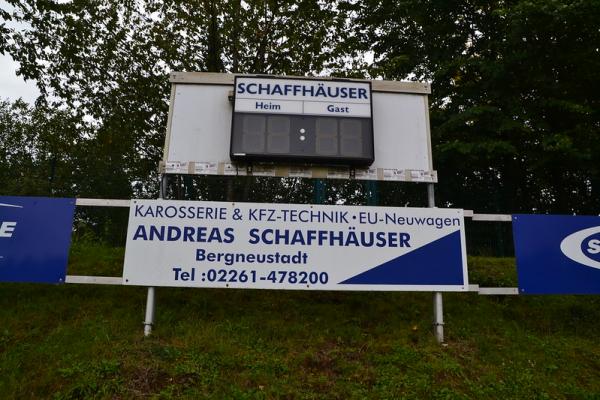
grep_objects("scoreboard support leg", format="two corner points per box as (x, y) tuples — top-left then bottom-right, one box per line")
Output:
(160, 174), (168, 199)
(366, 180), (379, 206)
(428, 183), (445, 344)
(313, 179), (326, 204)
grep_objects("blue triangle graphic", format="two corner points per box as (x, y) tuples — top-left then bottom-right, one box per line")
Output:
(340, 230), (465, 285)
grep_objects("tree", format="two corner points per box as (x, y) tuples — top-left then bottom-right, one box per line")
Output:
(4, 0), (599, 231)
(0, 99), (81, 197)
(347, 0), (600, 215)
(1, 0), (348, 201)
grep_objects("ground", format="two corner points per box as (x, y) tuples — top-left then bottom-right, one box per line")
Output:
(0, 244), (598, 399)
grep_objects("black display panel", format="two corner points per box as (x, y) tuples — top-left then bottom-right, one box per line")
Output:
(231, 114), (374, 166)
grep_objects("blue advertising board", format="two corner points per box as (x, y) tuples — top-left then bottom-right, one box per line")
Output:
(0, 196), (76, 283)
(513, 214), (600, 294)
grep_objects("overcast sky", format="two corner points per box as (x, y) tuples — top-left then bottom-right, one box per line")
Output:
(1, 0), (40, 104)
(0, 54), (40, 104)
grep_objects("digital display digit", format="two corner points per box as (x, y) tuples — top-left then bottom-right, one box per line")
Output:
(266, 116), (290, 153)
(241, 115), (265, 153)
(340, 119), (362, 157)
(315, 118), (338, 156)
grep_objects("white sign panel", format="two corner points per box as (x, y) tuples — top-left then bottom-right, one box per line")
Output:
(123, 200), (468, 291)
(163, 73), (434, 180)
(234, 77), (371, 118)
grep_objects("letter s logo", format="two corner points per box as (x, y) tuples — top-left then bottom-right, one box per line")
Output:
(560, 227), (600, 270)
(587, 239), (600, 254)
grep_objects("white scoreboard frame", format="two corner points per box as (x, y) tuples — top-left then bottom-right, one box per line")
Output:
(161, 72), (436, 183)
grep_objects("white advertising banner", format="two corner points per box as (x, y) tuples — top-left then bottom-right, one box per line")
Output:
(123, 200), (468, 291)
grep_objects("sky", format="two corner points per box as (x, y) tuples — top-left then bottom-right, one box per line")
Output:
(0, 54), (40, 104)
(0, 0), (40, 104)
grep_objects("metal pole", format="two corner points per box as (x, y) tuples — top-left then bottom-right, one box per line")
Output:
(433, 292), (444, 343)
(143, 174), (168, 337)
(313, 179), (326, 204)
(143, 286), (156, 337)
(160, 174), (168, 199)
(428, 183), (444, 344)
(366, 180), (379, 206)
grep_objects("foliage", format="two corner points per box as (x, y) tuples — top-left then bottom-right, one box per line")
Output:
(0, 99), (81, 196)
(0, 1), (357, 241)
(0, 0), (349, 200)
(347, 0), (600, 214)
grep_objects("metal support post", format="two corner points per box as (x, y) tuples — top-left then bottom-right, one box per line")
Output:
(366, 180), (379, 206)
(428, 183), (444, 344)
(143, 287), (156, 337)
(313, 179), (326, 204)
(160, 174), (168, 199)
(143, 174), (168, 336)
(433, 292), (444, 343)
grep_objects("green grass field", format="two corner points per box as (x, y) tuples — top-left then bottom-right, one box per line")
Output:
(1, 243), (599, 399)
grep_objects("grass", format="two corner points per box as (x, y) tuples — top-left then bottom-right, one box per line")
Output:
(0, 243), (599, 399)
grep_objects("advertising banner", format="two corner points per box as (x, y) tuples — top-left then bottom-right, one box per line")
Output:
(123, 200), (468, 291)
(0, 196), (76, 283)
(513, 214), (600, 294)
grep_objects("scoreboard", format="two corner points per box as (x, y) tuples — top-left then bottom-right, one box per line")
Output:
(162, 72), (435, 182)
(230, 76), (374, 166)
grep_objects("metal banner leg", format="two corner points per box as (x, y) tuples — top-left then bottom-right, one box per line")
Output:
(143, 173), (168, 336)
(433, 292), (444, 343)
(427, 183), (445, 344)
(144, 287), (156, 337)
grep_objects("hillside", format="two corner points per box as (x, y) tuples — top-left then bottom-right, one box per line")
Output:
(0, 243), (598, 399)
